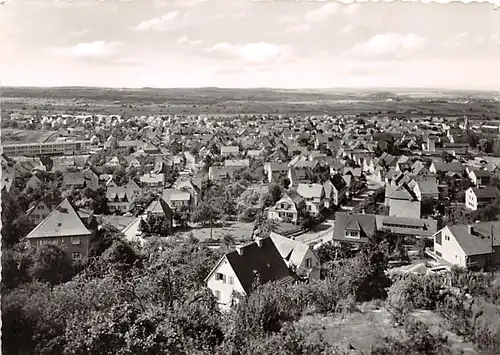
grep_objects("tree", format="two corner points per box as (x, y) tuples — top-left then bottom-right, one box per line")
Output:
(173, 204), (191, 227)
(1, 189), (35, 248)
(28, 245), (75, 286)
(139, 214), (172, 237)
(280, 177), (291, 190)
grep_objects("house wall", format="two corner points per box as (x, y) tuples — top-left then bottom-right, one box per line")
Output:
(295, 248), (321, 280)
(29, 234), (92, 260)
(206, 257), (245, 308)
(29, 204), (51, 226)
(389, 199), (421, 219)
(433, 227), (467, 268)
(108, 201), (131, 212)
(465, 189), (477, 211)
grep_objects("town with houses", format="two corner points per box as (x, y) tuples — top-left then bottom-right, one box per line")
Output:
(3, 110), (500, 304)
(3, 103), (500, 354)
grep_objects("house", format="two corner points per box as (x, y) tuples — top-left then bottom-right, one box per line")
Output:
(323, 174), (347, 208)
(387, 183), (421, 219)
(208, 166), (239, 181)
(270, 232), (321, 280)
(25, 175), (43, 191)
(162, 188), (191, 210)
(465, 186), (500, 211)
(106, 187), (134, 213)
(224, 159), (250, 168)
(288, 160), (317, 186)
(264, 162), (289, 183)
(26, 197), (54, 226)
(408, 176), (439, 201)
(205, 237), (294, 308)
(430, 222), (500, 269)
(221, 145), (240, 157)
(490, 165), (500, 180)
(267, 192), (305, 224)
(332, 212), (377, 245)
(296, 183), (325, 216)
(25, 198), (92, 261)
(374, 215), (438, 239)
(139, 173), (165, 189)
(173, 179), (201, 207)
(429, 161), (464, 176)
(468, 168), (491, 187)
(314, 135), (328, 150)
(83, 167), (100, 190)
(142, 198), (174, 234)
(63, 171), (85, 189)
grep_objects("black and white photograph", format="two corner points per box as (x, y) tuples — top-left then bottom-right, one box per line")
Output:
(1, 0), (500, 354)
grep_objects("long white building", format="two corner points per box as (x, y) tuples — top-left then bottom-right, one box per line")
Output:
(2, 140), (92, 157)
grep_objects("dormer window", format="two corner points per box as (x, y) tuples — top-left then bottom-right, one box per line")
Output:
(345, 230), (360, 239)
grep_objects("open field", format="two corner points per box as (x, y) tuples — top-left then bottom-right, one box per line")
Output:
(2, 87), (500, 117)
(1, 129), (61, 144)
(298, 304), (476, 354)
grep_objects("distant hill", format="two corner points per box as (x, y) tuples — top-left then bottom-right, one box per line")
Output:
(2, 86), (498, 102)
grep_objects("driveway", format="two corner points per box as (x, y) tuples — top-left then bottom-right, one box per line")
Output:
(295, 218), (335, 246)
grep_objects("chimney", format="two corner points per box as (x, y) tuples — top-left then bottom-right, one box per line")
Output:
(468, 225), (474, 235)
(255, 237), (264, 248)
(236, 246), (244, 256)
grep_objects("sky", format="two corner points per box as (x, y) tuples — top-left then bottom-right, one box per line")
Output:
(1, 0), (500, 90)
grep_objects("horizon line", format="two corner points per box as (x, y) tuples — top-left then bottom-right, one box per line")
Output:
(2, 84), (499, 93)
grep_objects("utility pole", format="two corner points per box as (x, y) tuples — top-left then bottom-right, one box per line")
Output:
(491, 225), (495, 277)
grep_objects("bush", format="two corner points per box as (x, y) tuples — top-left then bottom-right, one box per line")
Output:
(386, 274), (445, 322)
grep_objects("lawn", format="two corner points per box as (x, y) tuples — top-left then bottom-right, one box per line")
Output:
(176, 221), (255, 243)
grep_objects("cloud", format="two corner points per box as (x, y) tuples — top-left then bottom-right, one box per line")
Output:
(340, 24), (354, 34)
(344, 3), (361, 16)
(286, 24), (311, 33)
(69, 29), (90, 37)
(54, 41), (121, 60)
(346, 33), (427, 58)
(304, 3), (339, 24)
(176, 36), (189, 45)
(283, 3), (339, 33)
(204, 42), (292, 63)
(176, 36), (203, 46)
(134, 11), (180, 32)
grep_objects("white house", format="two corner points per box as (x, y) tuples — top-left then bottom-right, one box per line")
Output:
(296, 183), (325, 216)
(205, 237), (294, 309)
(465, 186), (500, 211)
(431, 223), (500, 269)
(270, 232), (321, 280)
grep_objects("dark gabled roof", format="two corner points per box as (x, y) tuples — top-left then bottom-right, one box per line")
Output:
(225, 237), (294, 294)
(471, 186), (500, 199)
(333, 212), (377, 242)
(470, 169), (490, 178)
(330, 173), (347, 191)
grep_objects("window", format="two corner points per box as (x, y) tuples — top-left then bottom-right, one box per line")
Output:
(38, 205), (44, 210)
(345, 230), (360, 239)
(214, 290), (221, 300)
(216, 273), (226, 282)
(435, 232), (442, 245)
(305, 258), (312, 268)
(72, 252), (81, 260)
(71, 236), (81, 245)
(228, 276), (234, 285)
(445, 235), (450, 241)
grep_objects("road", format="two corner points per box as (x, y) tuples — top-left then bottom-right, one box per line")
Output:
(294, 219), (335, 246)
